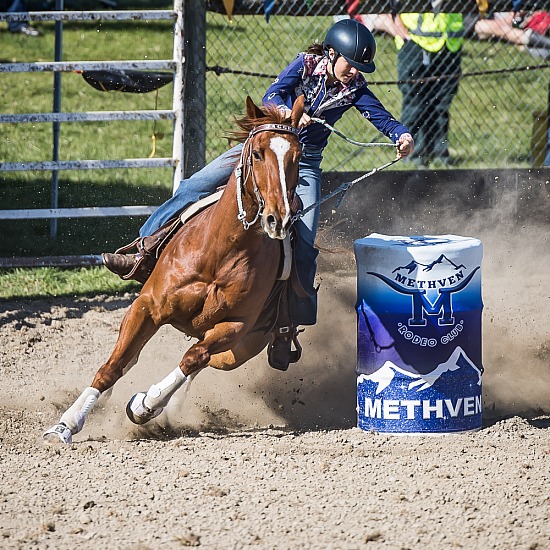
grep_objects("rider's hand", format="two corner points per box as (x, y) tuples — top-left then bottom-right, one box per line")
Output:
(298, 112), (312, 129)
(281, 108), (310, 129)
(396, 133), (414, 159)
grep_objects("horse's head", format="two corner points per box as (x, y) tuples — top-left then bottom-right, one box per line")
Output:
(235, 96), (304, 240)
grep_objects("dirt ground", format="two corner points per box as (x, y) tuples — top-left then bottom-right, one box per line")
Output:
(1, 227), (550, 549)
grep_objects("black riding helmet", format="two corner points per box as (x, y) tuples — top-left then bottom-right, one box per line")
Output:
(322, 19), (376, 74)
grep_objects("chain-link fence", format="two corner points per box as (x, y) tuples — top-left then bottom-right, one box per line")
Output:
(204, 1), (550, 171)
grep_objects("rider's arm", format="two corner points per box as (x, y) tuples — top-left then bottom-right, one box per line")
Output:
(263, 53), (314, 128)
(262, 53), (305, 116)
(354, 85), (414, 157)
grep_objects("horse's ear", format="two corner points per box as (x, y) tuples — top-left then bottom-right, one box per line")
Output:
(290, 95), (305, 129)
(245, 96), (264, 120)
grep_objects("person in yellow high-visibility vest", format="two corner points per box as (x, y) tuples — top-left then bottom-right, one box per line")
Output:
(393, 10), (464, 167)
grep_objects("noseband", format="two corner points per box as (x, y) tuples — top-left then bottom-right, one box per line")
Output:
(236, 123), (300, 231)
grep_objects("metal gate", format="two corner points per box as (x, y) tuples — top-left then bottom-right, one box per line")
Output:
(0, 0), (185, 268)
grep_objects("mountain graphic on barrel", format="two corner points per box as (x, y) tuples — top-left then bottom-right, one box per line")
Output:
(392, 254), (466, 275)
(357, 346), (483, 433)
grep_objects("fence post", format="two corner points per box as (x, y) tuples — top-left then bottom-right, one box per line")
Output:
(50, 0), (64, 240)
(183, 0), (206, 177)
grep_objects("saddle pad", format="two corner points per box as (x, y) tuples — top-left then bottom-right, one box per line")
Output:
(179, 188), (225, 225)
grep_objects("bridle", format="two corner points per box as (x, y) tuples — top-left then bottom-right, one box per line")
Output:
(235, 118), (399, 229)
(235, 123), (300, 231)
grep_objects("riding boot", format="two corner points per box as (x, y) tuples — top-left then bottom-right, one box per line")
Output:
(102, 217), (181, 284)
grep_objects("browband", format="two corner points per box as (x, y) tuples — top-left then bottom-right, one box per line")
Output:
(248, 123), (300, 138)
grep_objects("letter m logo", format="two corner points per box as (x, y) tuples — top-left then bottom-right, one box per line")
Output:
(410, 290), (453, 326)
(366, 267), (480, 328)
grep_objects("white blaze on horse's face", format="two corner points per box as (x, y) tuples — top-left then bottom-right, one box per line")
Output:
(263, 135), (292, 239)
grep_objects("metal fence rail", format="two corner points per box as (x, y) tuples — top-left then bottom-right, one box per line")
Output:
(0, 1), (184, 218)
(0, 110), (175, 123)
(0, 60), (176, 73)
(0, 10), (175, 22)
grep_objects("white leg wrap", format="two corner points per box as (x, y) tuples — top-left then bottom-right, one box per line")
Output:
(59, 387), (100, 434)
(143, 367), (187, 410)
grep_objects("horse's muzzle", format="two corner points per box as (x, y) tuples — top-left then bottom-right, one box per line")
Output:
(262, 213), (288, 240)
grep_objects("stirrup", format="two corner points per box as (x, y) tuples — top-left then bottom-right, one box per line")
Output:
(289, 326), (303, 363)
(267, 326), (303, 371)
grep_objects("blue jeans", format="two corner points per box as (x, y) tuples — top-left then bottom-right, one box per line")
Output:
(140, 144), (323, 326)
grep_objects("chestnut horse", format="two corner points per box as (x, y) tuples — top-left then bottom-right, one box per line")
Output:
(43, 96), (305, 444)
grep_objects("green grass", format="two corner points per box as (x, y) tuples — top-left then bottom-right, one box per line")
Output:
(1, 4), (175, 298)
(1, 6), (549, 299)
(0, 266), (139, 300)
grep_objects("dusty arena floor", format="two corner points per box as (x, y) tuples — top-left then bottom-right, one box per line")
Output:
(1, 230), (550, 549)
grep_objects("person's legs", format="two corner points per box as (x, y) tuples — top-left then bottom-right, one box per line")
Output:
(8, 0), (26, 32)
(475, 12), (525, 44)
(398, 41), (431, 164)
(103, 144), (242, 281)
(429, 51), (461, 162)
(140, 144), (242, 236)
(291, 147), (323, 326)
(8, 0), (39, 35)
(267, 146), (322, 370)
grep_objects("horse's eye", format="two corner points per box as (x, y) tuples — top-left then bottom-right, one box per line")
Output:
(252, 150), (262, 161)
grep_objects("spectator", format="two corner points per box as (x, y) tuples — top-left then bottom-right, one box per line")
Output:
(474, 11), (550, 59)
(6, 0), (39, 37)
(333, 13), (403, 39)
(393, 7), (464, 168)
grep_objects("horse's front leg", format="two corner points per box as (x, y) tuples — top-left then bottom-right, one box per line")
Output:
(126, 321), (246, 425)
(43, 297), (160, 444)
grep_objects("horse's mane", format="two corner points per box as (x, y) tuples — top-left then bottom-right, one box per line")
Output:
(227, 103), (288, 143)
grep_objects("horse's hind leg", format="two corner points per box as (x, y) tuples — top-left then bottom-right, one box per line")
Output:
(43, 297), (160, 444)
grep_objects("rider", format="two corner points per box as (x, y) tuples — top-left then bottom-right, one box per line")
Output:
(102, 19), (415, 371)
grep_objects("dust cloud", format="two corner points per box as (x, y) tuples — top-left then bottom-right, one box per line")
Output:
(142, 172), (550, 432)
(313, 170), (550, 421)
(6, 172), (547, 439)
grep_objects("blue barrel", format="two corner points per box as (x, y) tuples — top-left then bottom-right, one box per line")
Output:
(354, 234), (483, 434)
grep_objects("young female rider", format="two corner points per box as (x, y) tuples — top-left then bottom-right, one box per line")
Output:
(103, 19), (415, 370)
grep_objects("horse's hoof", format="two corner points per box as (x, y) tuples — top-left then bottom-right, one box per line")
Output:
(126, 392), (163, 425)
(43, 423), (73, 444)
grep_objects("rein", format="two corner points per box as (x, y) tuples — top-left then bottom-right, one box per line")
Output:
(291, 156), (400, 224)
(291, 118), (401, 224)
(236, 123), (299, 231)
(310, 117), (397, 149)
(235, 118), (401, 228)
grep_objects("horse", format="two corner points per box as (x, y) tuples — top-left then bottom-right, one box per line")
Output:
(43, 95), (305, 444)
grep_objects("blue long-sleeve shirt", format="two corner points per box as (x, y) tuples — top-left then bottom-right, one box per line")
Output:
(262, 53), (409, 150)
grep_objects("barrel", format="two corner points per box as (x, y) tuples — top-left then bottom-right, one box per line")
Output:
(354, 234), (483, 434)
